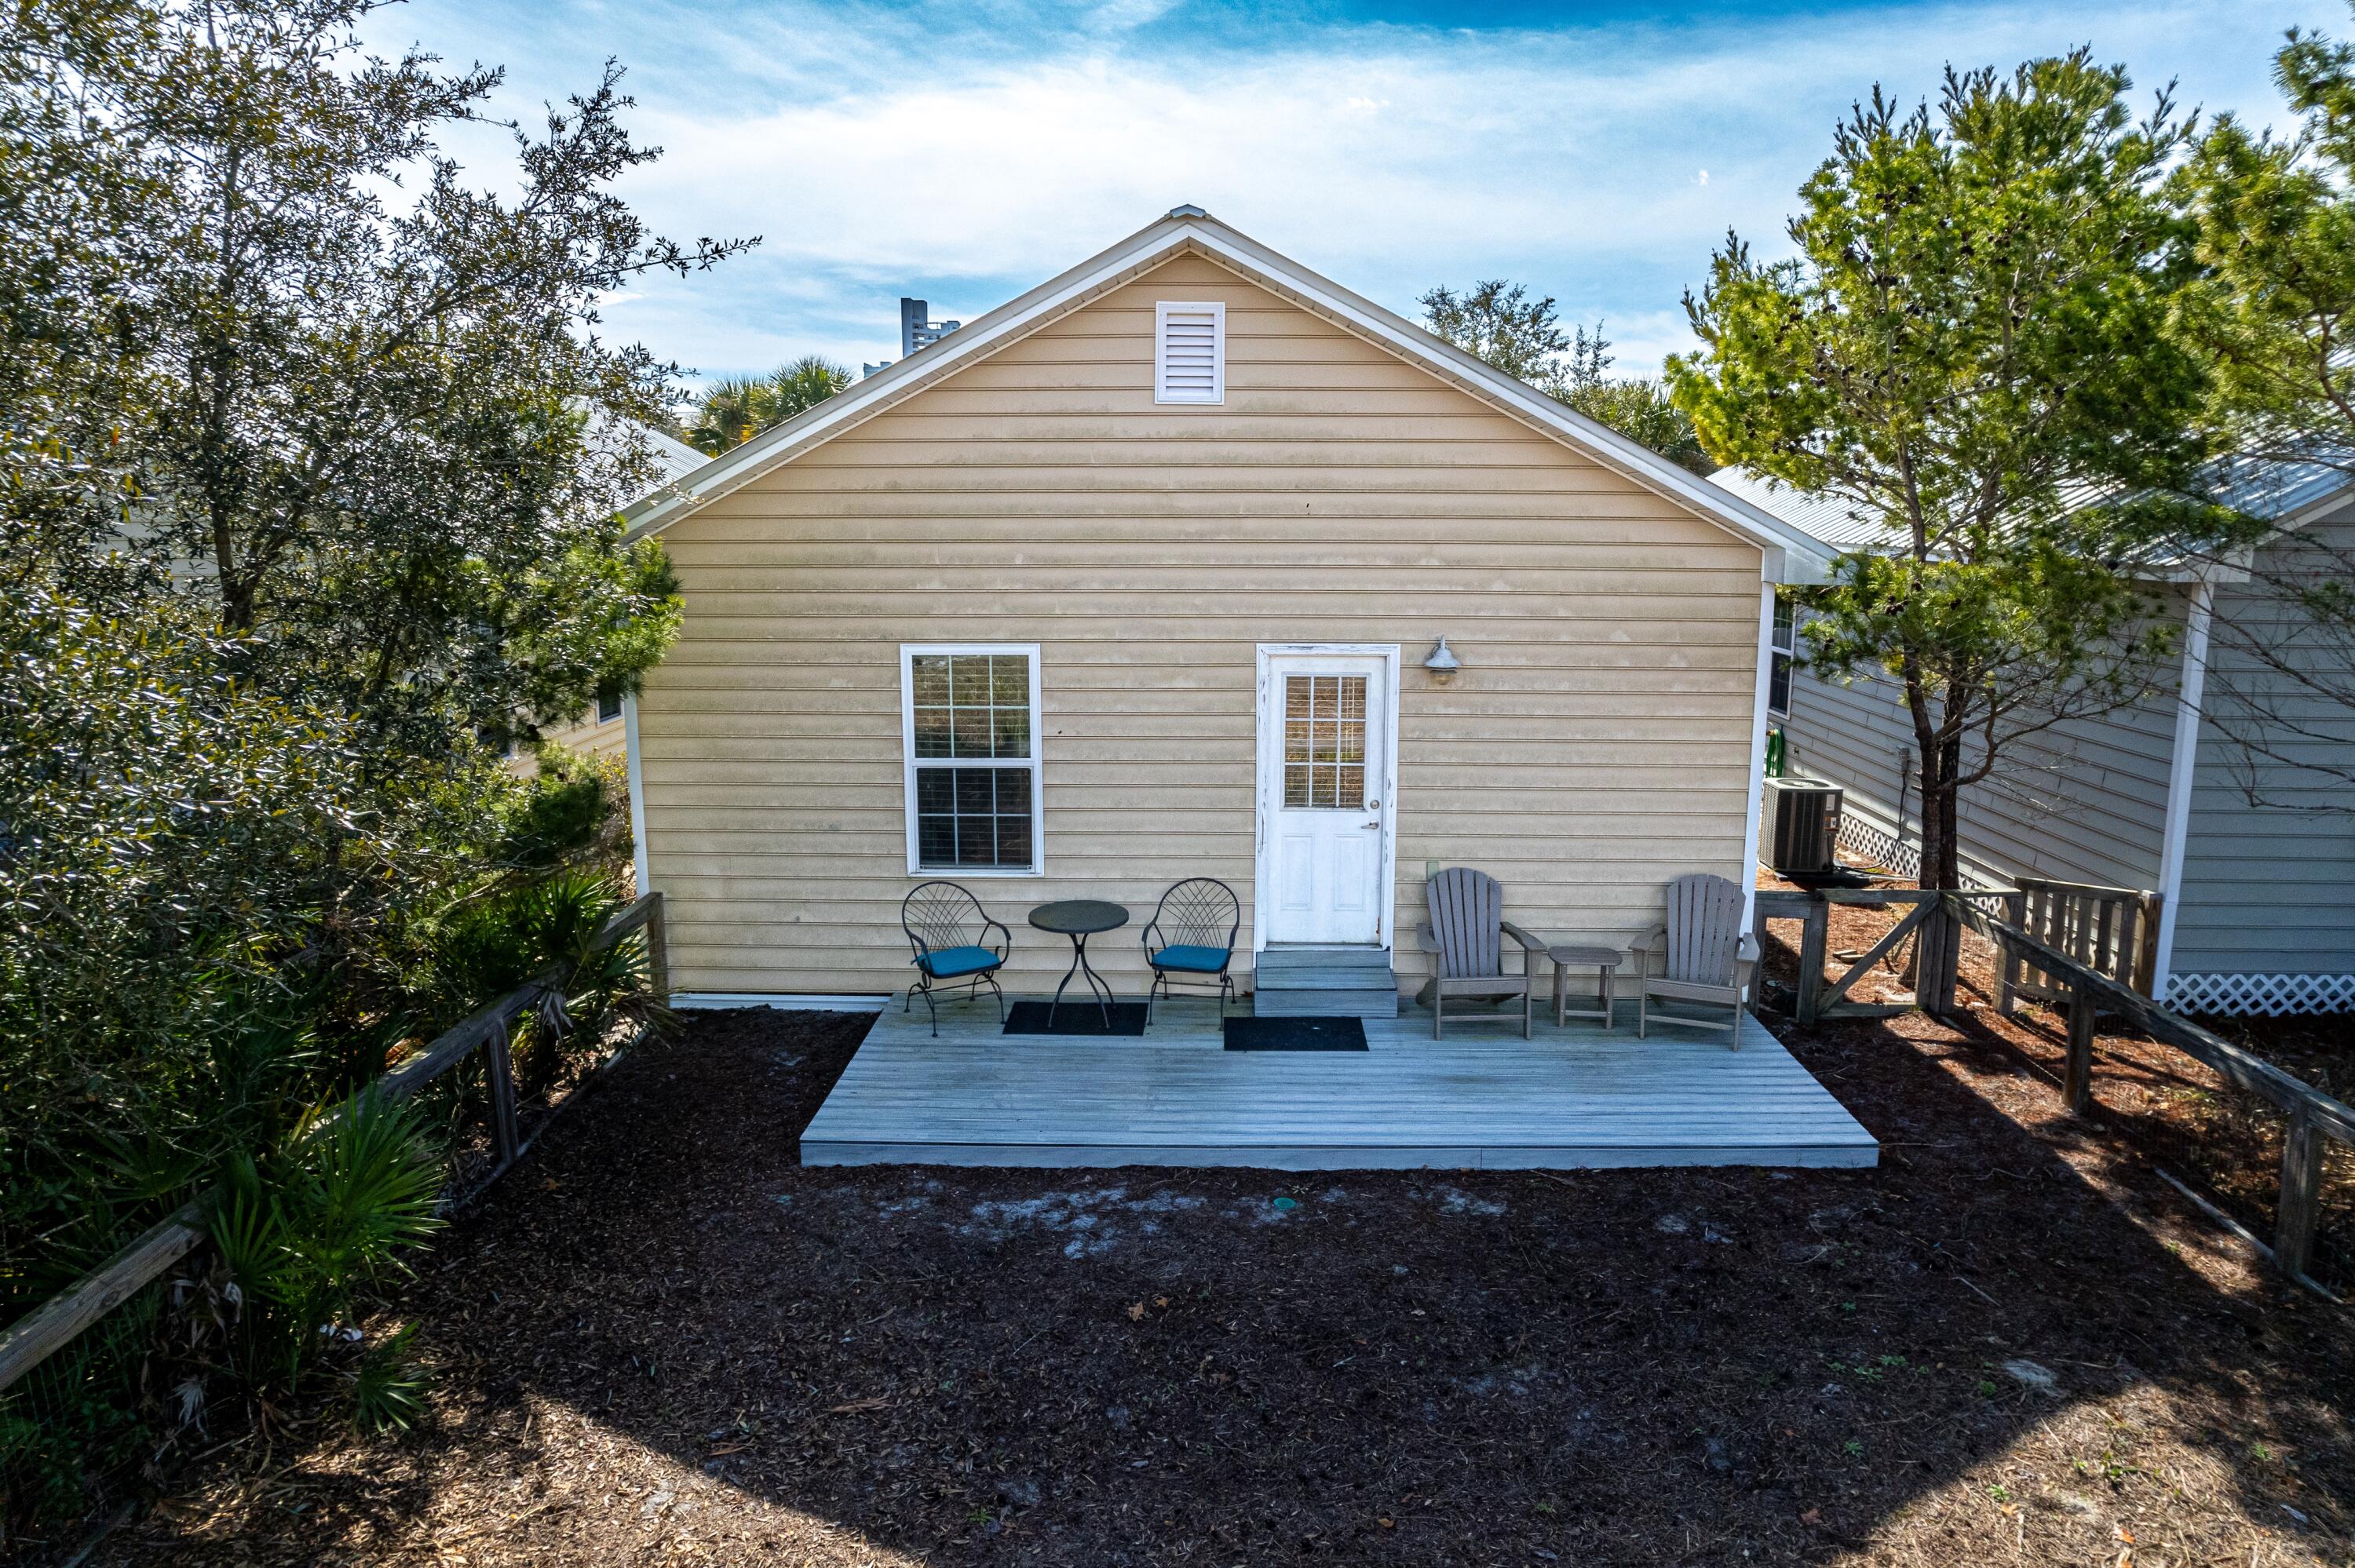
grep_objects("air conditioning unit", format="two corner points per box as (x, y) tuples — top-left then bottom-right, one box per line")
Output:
(1764, 777), (1844, 875)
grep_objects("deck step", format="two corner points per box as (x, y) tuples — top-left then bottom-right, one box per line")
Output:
(1254, 965), (1398, 992)
(1257, 946), (1393, 972)
(1251, 986), (1400, 1019)
(1249, 946), (1398, 1017)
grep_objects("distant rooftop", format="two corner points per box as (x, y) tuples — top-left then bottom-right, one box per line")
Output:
(1711, 450), (2355, 557)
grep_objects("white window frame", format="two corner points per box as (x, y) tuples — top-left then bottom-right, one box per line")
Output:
(900, 643), (1046, 877)
(1154, 301), (1225, 405)
(1767, 596), (1795, 719)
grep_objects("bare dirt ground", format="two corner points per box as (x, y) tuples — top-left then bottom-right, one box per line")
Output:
(84, 990), (2355, 1568)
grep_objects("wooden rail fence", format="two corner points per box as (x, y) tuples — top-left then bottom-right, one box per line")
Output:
(1996, 877), (2160, 1008)
(1979, 903), (2353, 1290)
(1759, 884), (2344, 1290)
(0, 891), (667, 1395)
(1754, 887), (1992, 1026)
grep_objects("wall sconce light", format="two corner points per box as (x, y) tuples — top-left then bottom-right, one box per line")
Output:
(1423, 636), (1462, 686)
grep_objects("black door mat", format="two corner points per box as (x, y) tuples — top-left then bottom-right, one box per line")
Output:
(1003, 1000), (1149, 1037)
(1222, 1016), (1369, 1052)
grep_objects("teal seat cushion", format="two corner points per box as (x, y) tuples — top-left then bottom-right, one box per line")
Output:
(1152, 943), (1229, 974)
(917, 944), (1001, 979)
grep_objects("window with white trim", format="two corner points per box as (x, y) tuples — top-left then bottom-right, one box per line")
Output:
(1768, 597), (1795, 717)
(596, 683), (623, 724)
(1155, 301), (1225, 404)
(901, 645), (1043, 874)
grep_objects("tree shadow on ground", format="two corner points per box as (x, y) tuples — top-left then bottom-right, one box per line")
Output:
(95, 997), (2355, 1567)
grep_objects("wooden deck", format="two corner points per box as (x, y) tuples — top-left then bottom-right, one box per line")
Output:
(802, 994), (1878, 1171)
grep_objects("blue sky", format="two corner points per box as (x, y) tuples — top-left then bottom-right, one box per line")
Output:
(368, 0), (2320, 387)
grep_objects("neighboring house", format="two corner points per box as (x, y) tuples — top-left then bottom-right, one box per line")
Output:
(1714, 465), (2355, 1016)
(526, 424), (709, 766)
(615, 206), (1834, 1008)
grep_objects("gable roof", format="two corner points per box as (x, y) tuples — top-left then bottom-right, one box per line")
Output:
(623, 206), (1837, 584)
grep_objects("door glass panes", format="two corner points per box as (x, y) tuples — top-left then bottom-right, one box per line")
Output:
(911, 651), (1035, 869)
(1283, 675), (1367, 808)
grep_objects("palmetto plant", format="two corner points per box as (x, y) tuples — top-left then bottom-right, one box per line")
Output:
(684, 375), (772, 454)
(768, 354), (852, 421)
(418, 868), (649, 1093)
(206, 1090), (444, 1395)
(685, 356), (852, 454)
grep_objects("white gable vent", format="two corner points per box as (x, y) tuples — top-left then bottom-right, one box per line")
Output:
(1155, 301), (1225, 405)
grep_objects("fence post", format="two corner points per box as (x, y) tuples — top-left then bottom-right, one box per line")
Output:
(2132, 893), (2162, 997)
(1796, 897), (1827, 1026)
(486, 1016), (520, 1169)
(1917, 897), (1960, 1016)
(2276, 1106), (2324, 1281)
(2064, 980), (2096, 1116)
(1995, 892), (2025, 1016)
(644, 888), (670, 1005)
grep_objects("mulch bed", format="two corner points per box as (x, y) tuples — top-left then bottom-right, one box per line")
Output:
(82, 997), (2355, 1567)
(1750, 873), (2355, 1296)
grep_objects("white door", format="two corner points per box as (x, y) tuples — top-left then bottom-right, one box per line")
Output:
(1258, 653), (1390, 945)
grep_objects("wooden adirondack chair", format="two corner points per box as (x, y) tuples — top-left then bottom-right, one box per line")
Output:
(1634, 873), (1758, 1044)
(1415, 866), (1543, 1039)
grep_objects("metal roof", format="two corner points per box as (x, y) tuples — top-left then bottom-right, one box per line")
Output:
(1708, 452), (2355, 561)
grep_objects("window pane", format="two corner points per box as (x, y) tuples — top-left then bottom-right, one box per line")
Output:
(1286, 677), (1310, 719)
(918, 815), (957, 863)
(951, 655), (994, 705)
(994, 768), (1031, 813)
(995, 815), (1032, 865)
(956, 814), (995, 864)
(916, 770), (955, 812)
(1337, 764), (1364, 804)
(911, 655), (951, 706)
(1338, 676), (1365, 720)
(955, 768), (995, 812)
(951, 706), (993, 758)
(993, 707), (1030, 759)
(1285, 720), (1310, 762)
(991, 654), (1029, 705)
(914, 706), (952, 757)
(1312, 764), (1337, 807)
(1284, 764), (1309, 807)
(1313, 676), (1335, 719)
(1769, 653), (1792, 716)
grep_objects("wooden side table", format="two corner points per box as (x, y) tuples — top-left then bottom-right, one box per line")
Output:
(1546, 943), (1623, 1030)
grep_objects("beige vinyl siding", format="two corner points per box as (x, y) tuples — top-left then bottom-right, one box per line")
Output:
(638, 253), (1765, 996)
(539, 706), (628, 764)
(2172, 512), (2355, 975)
(1776, 598), (2184, 893)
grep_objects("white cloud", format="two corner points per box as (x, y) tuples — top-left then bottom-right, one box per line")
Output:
(378, 0), (2309, 381)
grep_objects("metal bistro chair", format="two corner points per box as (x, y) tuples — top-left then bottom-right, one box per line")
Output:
(1417, 866), (1543, 1038)
(1141, 877), (1241, 1021)
(900, 881), (1011, 1037)
(1634, 872), (1757, 1045)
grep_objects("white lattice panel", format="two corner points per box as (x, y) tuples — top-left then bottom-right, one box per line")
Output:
(2163, 972), (2355, 1017)
(1836, 815), (1920, 879)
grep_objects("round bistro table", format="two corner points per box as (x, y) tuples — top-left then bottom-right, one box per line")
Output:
(1028, 899), (1130, 1029)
